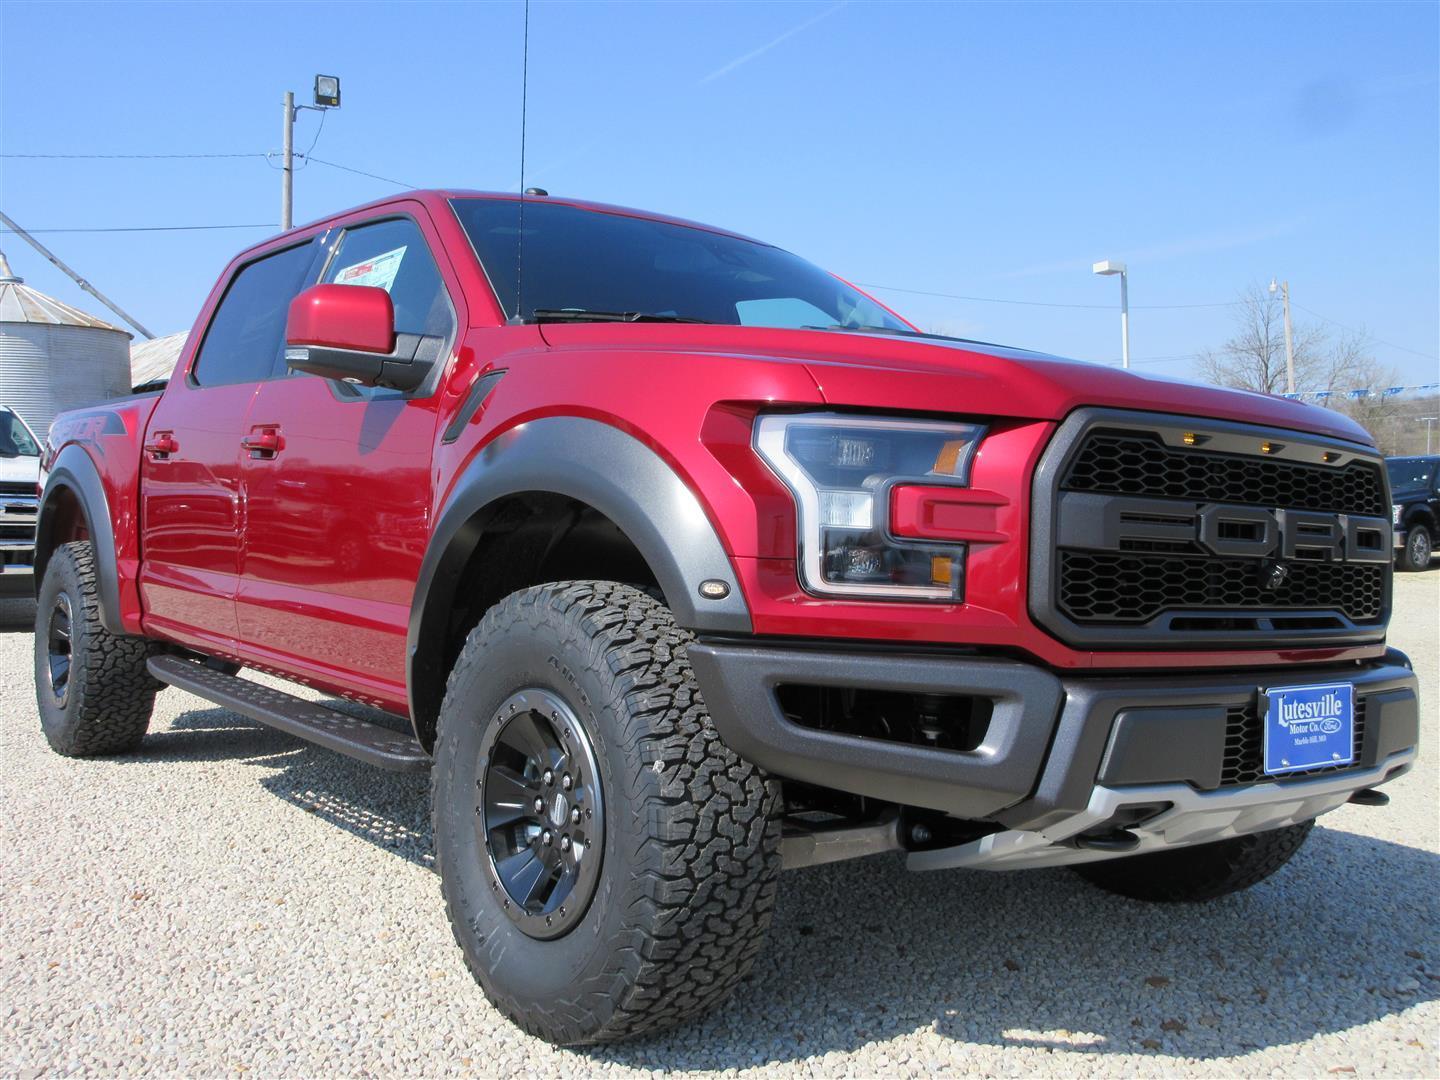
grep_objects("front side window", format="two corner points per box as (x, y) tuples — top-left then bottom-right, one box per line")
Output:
(0, 410), (39, 456)
(192, 242), (315, 387)
(320, 217), (455, 341)
(450, 198), (906, 331)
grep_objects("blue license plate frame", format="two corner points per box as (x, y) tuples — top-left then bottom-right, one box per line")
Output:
(1262, 681), (1355, 777)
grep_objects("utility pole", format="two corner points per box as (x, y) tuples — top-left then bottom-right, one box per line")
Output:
(1421, 416), (1438, 456)
(1270, 278), (1296, 395)
(279, 77), (341, 231)
(0, 210), (156, 339)
(281, 91), (295, 231)
(1093, 260), (1130, 369)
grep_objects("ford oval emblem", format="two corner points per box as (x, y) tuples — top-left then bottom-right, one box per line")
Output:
(1320, 717), (1342, 734)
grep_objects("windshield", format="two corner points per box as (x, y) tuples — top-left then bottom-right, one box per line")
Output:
(450, 198), (908, 331)
(1387, 457), (1435, 490)
(0, 410), (39, 457)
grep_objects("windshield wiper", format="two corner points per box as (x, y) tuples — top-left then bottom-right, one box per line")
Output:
(529, 309), (711, 325)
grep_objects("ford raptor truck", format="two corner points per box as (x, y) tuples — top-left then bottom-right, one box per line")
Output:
(32, 191), (1420, 1045)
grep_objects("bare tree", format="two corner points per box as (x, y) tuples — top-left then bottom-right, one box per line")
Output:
(1197, 285), (1422, 450)
(1196, 283), (1330, 393)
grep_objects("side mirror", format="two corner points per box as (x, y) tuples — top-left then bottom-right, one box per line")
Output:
(285, 284), (432, 393)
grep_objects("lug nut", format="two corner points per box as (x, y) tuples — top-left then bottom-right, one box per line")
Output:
(543, 769), (554, 786)
(542, 830), (552, 846)
(570, 808), (581, 825)
(533, 797), (544, 813)
(561, 836), (572, 851)
(562, 773), (573, 790)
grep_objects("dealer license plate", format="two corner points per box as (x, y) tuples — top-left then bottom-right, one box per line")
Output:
(1263, 681), (1355, 776)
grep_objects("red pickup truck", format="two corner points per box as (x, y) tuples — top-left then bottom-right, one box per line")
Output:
(33, 191), (1419, 1045)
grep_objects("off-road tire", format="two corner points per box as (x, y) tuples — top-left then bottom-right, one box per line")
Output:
(432, 581), (782, 1046)
(1398, 524), (1432, 572)
(1073, 820), (1314, 902)
(35, 541), (159, 756)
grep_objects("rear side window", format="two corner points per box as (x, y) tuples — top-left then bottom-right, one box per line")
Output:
(192, 242), (315, 387)
(320, 218), (454, 341)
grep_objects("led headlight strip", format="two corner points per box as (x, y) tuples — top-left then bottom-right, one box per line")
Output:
(754, 413), (985, 600)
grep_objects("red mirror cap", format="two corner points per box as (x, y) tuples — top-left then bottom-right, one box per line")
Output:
(286, 284), (395, 355)
(891, 485), (1010, 544)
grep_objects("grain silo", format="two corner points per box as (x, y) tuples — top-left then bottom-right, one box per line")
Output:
(0, 249), (133, 438)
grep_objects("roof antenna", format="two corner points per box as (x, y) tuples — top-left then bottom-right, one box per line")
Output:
(511, 0), (530, 325)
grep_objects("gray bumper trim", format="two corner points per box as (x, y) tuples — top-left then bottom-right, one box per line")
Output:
(907, 751), (1415, 871)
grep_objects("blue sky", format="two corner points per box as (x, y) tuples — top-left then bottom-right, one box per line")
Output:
(2, 0), (1436, 386)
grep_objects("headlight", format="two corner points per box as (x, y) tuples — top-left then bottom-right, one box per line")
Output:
(1393, 504), (1403, 526)
(754, 413), (984, 599)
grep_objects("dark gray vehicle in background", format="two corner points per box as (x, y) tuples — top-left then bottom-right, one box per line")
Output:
(1389, 456), (1439, 571)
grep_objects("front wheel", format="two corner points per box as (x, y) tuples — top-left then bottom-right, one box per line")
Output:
(432, 581), (781, 1045)
(1073, 820), (1314, 902)
(1398, 525), (1432, 572)
(34, 541), (159, 756)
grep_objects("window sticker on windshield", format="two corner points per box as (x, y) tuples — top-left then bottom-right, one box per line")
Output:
(334, 245), (407, 292)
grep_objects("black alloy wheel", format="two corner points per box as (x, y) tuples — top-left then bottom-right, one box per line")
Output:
(46, 592), (74, 707)
(479, 688), (605, 940)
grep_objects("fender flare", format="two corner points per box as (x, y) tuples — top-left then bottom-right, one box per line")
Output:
(407, 416), (751, 726)
(36, 444), (125, 635)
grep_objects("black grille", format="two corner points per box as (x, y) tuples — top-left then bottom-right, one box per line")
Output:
(1059, 552), (1386, 624)
(1221, 697), (1368, 787)
(0, 481), (35, 497)
(1063, 431), (1387, 516)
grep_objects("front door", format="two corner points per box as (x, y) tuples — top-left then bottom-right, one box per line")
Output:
(139, 239), (317, 652)
(234, 215), (457, 708)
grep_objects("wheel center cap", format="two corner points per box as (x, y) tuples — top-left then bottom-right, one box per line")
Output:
(548, 791), (570, 828)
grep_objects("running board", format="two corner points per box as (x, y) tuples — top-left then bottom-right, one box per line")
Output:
(147, 655), (431, 772)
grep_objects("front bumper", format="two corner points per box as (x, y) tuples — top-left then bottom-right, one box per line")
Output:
(688, 642), (1420, 865)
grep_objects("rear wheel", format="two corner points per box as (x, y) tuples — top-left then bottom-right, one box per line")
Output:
(34, 541), (159, 756)
(432, 581), (781, 1045)
(1398, 524), (1432, 571)
(1073, 820), (1314, 902)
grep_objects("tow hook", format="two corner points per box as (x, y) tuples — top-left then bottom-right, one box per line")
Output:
(1348, 788), (1390, 807)
(1074, 829), (1141, 853)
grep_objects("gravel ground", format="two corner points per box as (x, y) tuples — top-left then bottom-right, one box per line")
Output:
(2, 572), (1436, 1078)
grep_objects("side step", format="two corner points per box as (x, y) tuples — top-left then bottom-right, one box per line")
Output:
(147, 655), (431, 772)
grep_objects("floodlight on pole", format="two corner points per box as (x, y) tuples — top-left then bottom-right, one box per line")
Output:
(281, 75), (342, 231)
(1092, 259), (1130, 369)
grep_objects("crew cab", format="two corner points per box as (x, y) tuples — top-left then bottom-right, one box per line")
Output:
(1389, 454), (1438, 571)
(32, 191), (1421, 1046)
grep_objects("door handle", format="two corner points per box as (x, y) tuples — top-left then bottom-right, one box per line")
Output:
(144, 432), (179, 457)
(241, 428), (283, 459)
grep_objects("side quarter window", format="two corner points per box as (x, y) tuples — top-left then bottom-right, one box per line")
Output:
(192, 241), (316, 387)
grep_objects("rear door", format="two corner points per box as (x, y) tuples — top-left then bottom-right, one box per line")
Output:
(139, 239), (318, 651)
(234, 213), (458, 707)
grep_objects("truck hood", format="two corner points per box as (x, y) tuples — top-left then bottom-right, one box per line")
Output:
(536, 323), (1375, 446)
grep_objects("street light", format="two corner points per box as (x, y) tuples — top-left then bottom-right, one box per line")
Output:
(1420, 416), (1438, 456)
(281, 75), (342, 230)
(1093, 259), (1130, 369)
(1268, 278), (1297, 396)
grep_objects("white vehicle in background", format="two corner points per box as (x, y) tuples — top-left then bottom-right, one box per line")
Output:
(0, 406), (41, 595)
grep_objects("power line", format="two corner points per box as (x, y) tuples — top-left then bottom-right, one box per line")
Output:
(1, 223), (275, 234)
(856, 281), (1240, 311)
(304, 156), (413, 189)
(2, 152), (266, 160)
(1291, 301), (1439, 362)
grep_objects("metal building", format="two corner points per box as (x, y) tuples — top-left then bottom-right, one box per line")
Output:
(0, 250), (133, 438)
(129, 330), (188, 390)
